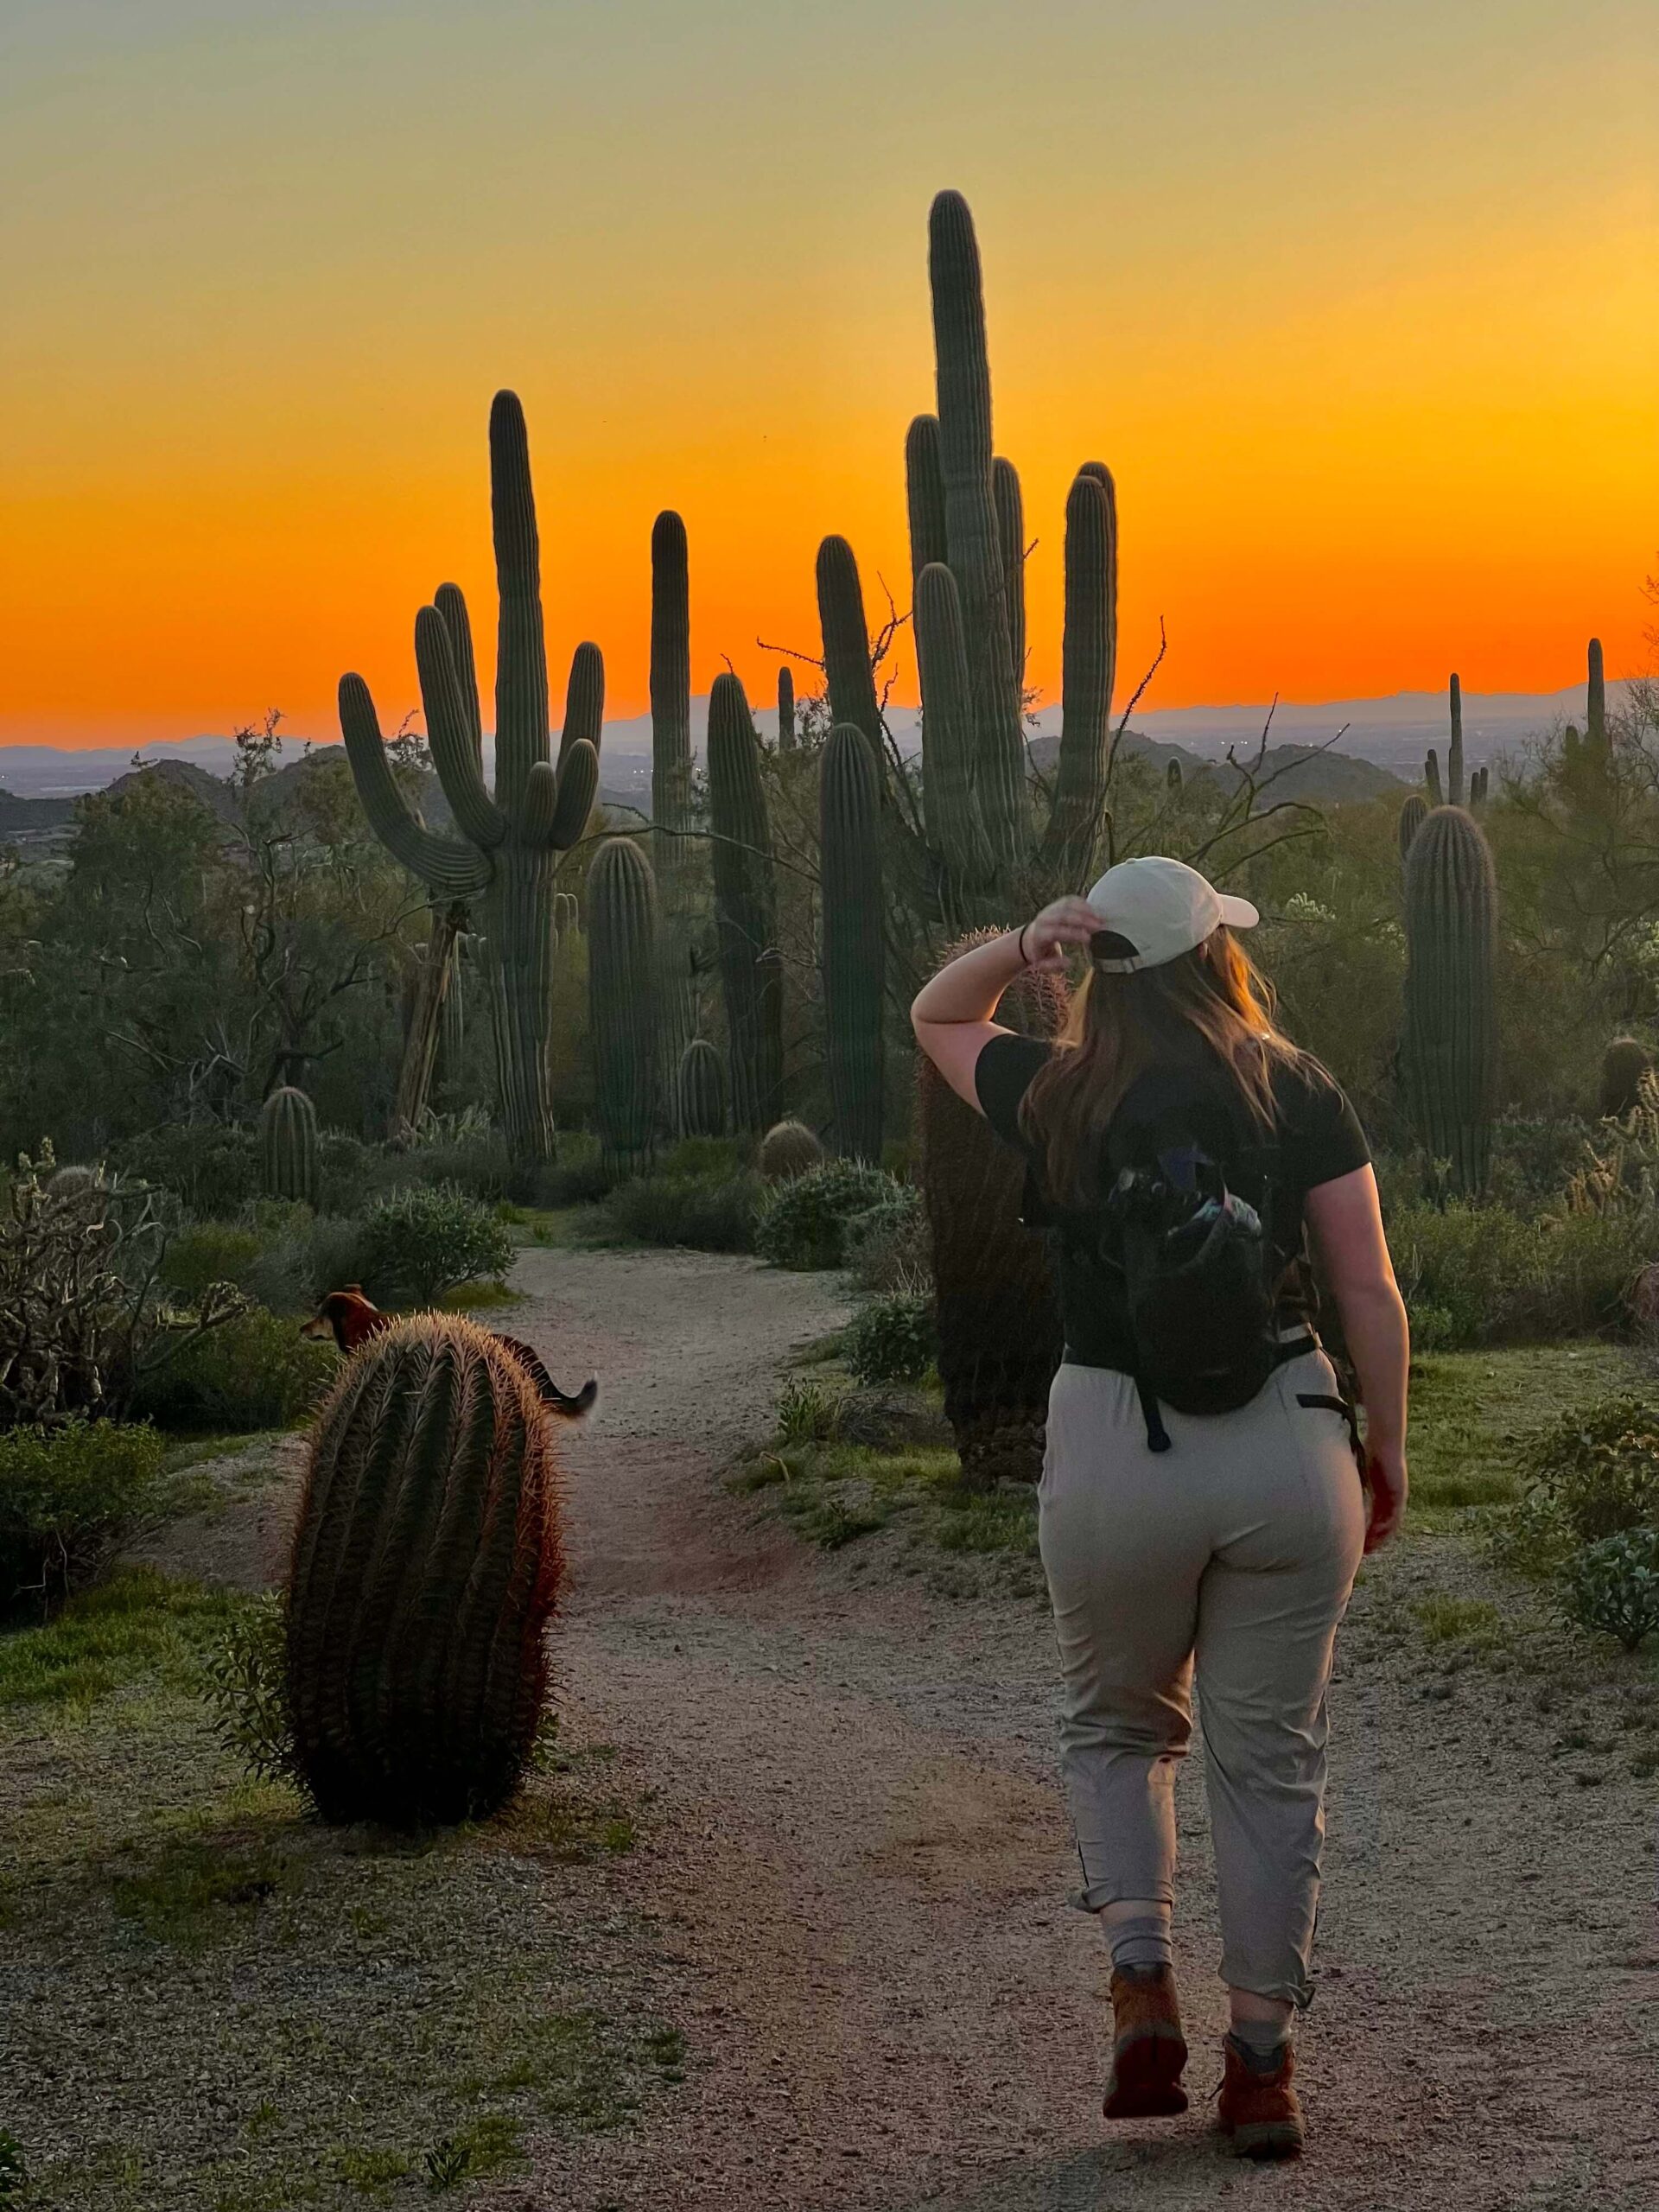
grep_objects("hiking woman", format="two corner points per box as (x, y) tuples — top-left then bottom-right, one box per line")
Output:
(910, 857), (1408, 2159)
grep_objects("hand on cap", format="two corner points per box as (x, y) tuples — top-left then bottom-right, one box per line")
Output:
(1020, 898), (1103, 972)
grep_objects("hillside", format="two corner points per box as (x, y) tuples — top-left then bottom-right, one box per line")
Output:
(1027, 729), (1404, 806)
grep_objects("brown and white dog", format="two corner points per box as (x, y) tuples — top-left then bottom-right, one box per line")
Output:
(302, 1286), (598, 1418)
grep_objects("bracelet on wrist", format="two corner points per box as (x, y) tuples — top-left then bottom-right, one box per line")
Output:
(1016, 923), (1033, 966)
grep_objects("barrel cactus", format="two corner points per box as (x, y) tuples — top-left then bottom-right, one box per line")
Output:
(707, 672), (783, 1133)
(338, 391), (600, 1164)
(1599, 1037), (1653, 1122)
(820, 724), (886, 1160)
(285, 1314), (563, 1827)
(674, 1039), (728, 1139)
(588, 838), (659, 1175)
(918, 936), (1067, 1487)
(261, 1085), (319, 1205)
(1398, 793), (1427, 863)
(1402, 806), (1498, 1195)
(760, 1120), (826, 1182)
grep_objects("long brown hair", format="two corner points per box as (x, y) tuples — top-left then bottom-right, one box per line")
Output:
(1018, 926), (1294, 1205)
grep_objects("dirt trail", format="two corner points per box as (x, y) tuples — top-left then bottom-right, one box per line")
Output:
(474, 1246), (1657, 2212)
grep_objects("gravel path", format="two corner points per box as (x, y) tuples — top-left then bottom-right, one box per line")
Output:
(478, 1246), (1657, 2212)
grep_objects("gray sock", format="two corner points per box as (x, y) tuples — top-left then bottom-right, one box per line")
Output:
(1107, 1913), (1173, 1974)
(1230, 2018), (1292, 2068)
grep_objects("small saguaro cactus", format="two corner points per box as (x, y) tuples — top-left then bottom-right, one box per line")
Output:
(819, 723), (886, 1161)
(338, 391), (601, 1166)
(1166, 757), (1184, 793)
(588, 838), (659, 1176)
(1424, 750), (1445, 808)
(285, 1314), (563, 1827)
(261, 1084), (319, 1205)
(1398, 792), (1428, 863)
(706, 672), (783, 1134)
(777, 664), (797, 752)
(759, 1120), (826, 1181)
(918, 935), (1068, 1487)
(674, 1038), (728, 1139)
(1586, 637), (1607, 753)
(1402, 805), (1498, 1196)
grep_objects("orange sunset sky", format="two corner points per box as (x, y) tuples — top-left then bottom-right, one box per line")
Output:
(3, 0), (1657, 753)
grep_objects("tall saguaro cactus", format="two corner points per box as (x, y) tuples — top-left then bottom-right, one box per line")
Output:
(649, 509), (696, 1093)
(816, 536), (884, 766)
(261, 1084), (319, 1205)
(1403, 805), (1498, 1196)
(777, 664), (797, 752)
(1039, 467), (1116, 883)
(1447, 672), (1465, 806)
(339, 391), (599, 1164)
(285, 1314), (563, 1827)
(706, 673), (783, 1132)
(820, 724), (886, 1160)
(588, 837), (659, 1176)
(1586, 637), (1608, 757)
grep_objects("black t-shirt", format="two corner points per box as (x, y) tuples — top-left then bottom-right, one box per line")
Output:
(974, 1033), (1371, 1371)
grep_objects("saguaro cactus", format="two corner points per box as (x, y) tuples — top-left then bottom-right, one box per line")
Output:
(1403, 805), (1498, 1196)
(920, 939), (1067, 1487)
(816, 536), (884, 765)
(285, 1314), (563, 1827)
(706, 672), (783, 1132)
(820, 723), (886, 1160)
(1447, 673), (1465, 806)
(993, 455), (1026, 688)
(649, 510), (696, 1098)
(1599, 1036), (1653, 1121)
(339, 391), (599, 1163)
(261, 1084), (319, 1205)
(1424, 750), (1444, 808)
(1397, 792), (1427, 863)
(777, 664), (797, 752)
(1587, 637), (1607, 753)
(1039, 466), (1116, 885)
(588, 838), (659, 1176)
(674, 1038), (728, 1138)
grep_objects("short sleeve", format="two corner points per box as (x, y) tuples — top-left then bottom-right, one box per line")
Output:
(1282, 1054), (1371, 1192)
(973, 1033), (1053, 1150)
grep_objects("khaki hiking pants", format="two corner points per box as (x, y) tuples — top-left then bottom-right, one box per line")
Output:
(1038, 1350), (1367, 2009)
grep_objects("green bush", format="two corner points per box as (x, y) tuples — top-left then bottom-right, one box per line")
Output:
(775, 1376), (842, 1445)
(115, 1122), (261, 1217)
(601, 1168), (762, 1253)
(395, 1114), (516, 1203)
(1493, 1395), (1659, 1576)
(0, 1419), (168, 1619)
(130, 1305), (338, 1432)
(511, 1129), (613, 1209)
(844, 1291), (936, 1384)
(203, 1590), (302, 1785)
(843, 1185), (930, 1294)
(161, 1221), (264, 1302)
(353, 1184), (515, 1303)
(1389, 1198), (1654, 1347)
(756, 1161), (899, 1271)
(1560, 1527), (1659, 1650)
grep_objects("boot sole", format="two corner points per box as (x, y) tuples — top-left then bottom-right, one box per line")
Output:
(1103, 2030), (1189, 2119)
(1225, 2119), (1304, 2160)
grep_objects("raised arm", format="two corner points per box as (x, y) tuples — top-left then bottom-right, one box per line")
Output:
(910, 897), (1098, 1109)
(1305, 1165), (1410, 1550)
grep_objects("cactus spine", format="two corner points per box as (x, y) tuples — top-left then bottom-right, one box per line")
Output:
(588, 838), (659, 1175)
(674, 1038), (728, 1139)
(1447, 672), (1465, 806)
(820, 723), (886, 1160)
(1403, 806), (1498, 1196)
(261, 1084), (319, 1205)
(777, 664), (796, 752)
(1398, 792), (1427, 862)
(816, 536), (884, 766)
(285, 1314), (563, 1827)
(706, 672), (783, 1132)
(919, 937), (1067, 1486)
(339, 391), (600, 1163)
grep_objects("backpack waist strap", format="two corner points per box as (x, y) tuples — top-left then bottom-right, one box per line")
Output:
(1058, 1332), (1321, 1456)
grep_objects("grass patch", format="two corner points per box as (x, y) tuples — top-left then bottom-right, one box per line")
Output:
(1405, 1343), (1637, 1521)
(435, 1278), (524, 1314)
(0, 1569), (248, 1710)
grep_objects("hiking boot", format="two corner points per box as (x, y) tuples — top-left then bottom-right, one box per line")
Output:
(1216, 2032), (1305, 2159)
(1103, 1964), (1188, 2119)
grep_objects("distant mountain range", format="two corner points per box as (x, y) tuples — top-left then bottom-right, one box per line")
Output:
(0, 678), (1624, 845)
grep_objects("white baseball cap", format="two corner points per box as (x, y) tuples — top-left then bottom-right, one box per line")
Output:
(1083, 855), (1259, 972)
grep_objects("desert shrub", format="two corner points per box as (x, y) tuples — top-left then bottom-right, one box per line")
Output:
(1388, 1198), (1654, 1347)
(203, 1590), (302, 1784)
(161, 1221), (264, 1302)
(1492, 1395), (1659, 1576)
(0, 1419), (168, 1619)
(1485, 1115), (1600, 1214)
(315, 1129), (393, 1215)
(844, 1291), (936, 1384)
(353, 1185), (515, 1303)
(776, 1376), (842, 1445)
(843, 1185), (930, 1294)
(657, 1136), (753, 1181)
(600, 1167), (762, 1252)
(393, 1110), (517, 1203)
(513, 1129), (613, 1209)
(114, 1122), (261, 1217)
(130, 1305), (337, 1432)
(1560, 1528), (1659, 1650)
(756, 1161), (899, 1271)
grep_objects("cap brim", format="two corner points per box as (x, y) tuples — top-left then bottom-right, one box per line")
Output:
(1217, 894), (1259, 930)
